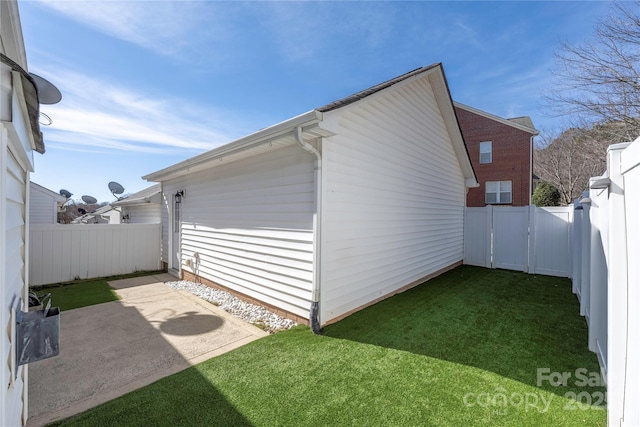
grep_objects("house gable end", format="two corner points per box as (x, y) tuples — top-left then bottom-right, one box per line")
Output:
(319, 64), (477, 188)
(318, 68), (474, 324)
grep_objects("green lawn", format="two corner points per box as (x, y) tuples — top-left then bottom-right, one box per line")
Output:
(33, 280), (120, 311)
(31, 270), (165, 311)
(49, 266), (606, 426)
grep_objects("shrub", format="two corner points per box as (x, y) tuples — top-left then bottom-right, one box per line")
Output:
(532, 181), (562, 206)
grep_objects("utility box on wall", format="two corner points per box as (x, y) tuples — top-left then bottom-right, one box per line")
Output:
(16, 306), (60, 366)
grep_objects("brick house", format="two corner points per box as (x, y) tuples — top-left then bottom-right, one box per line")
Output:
(454, 102), (539, 207)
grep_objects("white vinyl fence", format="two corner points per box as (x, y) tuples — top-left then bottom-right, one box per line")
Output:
(464, 205), (573, 277)
(29, 223), (161, 286)
(572, 140), (640, 427)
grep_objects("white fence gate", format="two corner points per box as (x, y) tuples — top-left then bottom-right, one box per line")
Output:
(464, 205), (573, 277)
(493, 206), (529, 271)
(29, 223), (161, 286)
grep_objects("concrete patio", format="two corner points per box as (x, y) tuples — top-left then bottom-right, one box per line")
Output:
(27, 273), (267, 426)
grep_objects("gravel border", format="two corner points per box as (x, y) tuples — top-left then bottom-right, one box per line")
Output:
(164, 280), (298, 333)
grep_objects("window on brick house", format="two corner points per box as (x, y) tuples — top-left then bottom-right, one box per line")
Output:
(486, 181), (512, 204)
(479, 141), (492, 163)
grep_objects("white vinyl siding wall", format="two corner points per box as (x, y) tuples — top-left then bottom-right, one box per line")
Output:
(125, 203), (161, 224)
(29, 184), (60, 224)
(320, 77), (466, 323)
(167, 145), (315, 318)
(1, 130), (28, 427)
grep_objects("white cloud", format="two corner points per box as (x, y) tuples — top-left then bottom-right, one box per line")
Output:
(35, 1), (398, 67)
(35, 67), (245, 154)
(452, 19), (486, 51)
(33, 0), (220, 58)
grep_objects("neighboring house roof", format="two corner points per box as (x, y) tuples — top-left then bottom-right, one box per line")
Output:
(112, 184), (161, 207)
(71, 204), (119, 223)
(454, 102), (539, 136)
(144, 63), (478, 187)
(508, 116), (536, 130)
(30, 181), (66, 203)
(93, 204), (116, 215)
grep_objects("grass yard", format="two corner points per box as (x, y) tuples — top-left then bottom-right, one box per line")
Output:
(49, 266), (606, 426)
(31, 270), (165, 311)
(33, 280), (120, 311)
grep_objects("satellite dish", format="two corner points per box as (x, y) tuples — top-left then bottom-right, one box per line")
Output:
(108, 181), (125, 199)
(81, 195), (97, 204)
(78, 208), (87, 215)
(59, 189), (72, 199)
(29, 73), (62, 105)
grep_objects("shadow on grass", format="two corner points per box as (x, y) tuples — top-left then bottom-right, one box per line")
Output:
(323, 265), (605, 401)
(31, 289), (252, 426)
(47, 367), (253, 427)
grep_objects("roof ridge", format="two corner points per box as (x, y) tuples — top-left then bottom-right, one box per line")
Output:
(317, 63), (441, 112)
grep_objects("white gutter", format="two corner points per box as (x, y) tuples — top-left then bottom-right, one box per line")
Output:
(112, 195), (156, 207)
(294, 126), (323, 334)
(529, 135), (534, 205)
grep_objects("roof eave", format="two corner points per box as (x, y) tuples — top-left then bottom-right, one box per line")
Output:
(113, 196), (156, 207)
(143, 110), (323, 182)
(30, 181), (66, 201)
(429, 67), (478, 187)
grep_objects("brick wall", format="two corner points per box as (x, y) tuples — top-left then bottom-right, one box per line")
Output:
(455, 106), (534, 207)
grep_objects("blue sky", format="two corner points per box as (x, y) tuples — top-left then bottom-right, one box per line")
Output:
(21, 1), (610, 203)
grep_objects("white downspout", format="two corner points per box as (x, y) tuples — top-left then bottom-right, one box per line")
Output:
(529, 135), (534, 205)
(294, 126), (322, 334)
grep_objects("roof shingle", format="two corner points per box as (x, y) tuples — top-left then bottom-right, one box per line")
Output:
(317, 63), (441, 112)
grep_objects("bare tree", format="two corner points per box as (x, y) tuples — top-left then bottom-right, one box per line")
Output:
(547, 1), (640, 139)
(57, 200), (106, 223)
(534, 123), (617, 205)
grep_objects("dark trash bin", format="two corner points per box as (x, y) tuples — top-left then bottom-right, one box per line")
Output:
(16, 306), (60, 366)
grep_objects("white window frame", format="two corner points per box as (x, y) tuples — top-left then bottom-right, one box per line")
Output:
(479, 141), (492, 164)
(485, 180), (512, 204)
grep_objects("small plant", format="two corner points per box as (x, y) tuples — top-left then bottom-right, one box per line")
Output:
(532, 181), (562, 206)
(251, 320), (269, 332)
